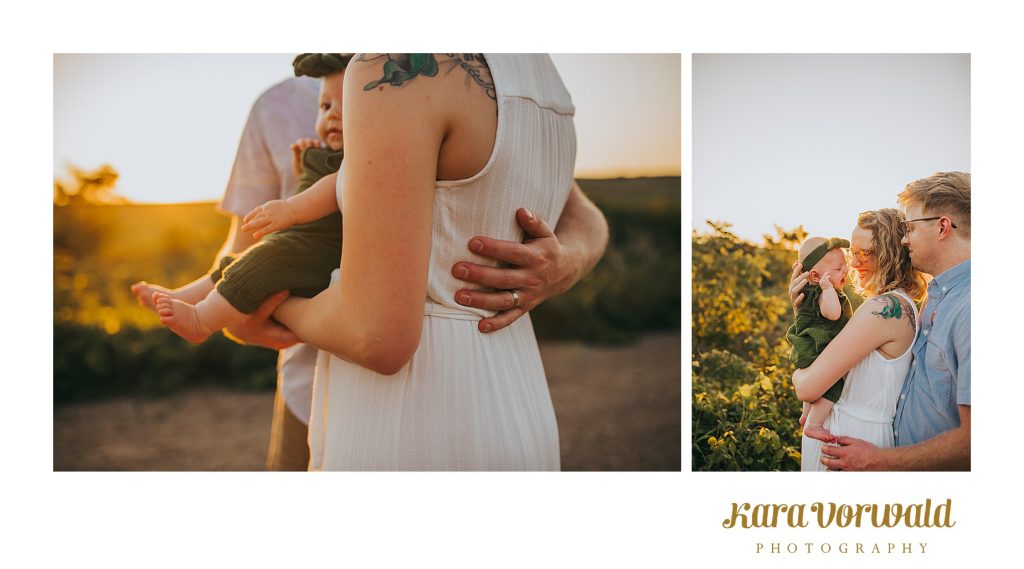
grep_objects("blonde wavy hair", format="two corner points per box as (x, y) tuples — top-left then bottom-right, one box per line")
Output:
(853, 208), (927, 303)
(897, 171), (971, 238)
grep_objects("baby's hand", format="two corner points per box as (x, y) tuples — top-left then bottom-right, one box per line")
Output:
(242, 200), (298, 240)
(290, 138), (323, 177)
(819, 271), (834, 290)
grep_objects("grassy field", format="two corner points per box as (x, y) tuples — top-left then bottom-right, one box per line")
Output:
(577, 177), (681, 213)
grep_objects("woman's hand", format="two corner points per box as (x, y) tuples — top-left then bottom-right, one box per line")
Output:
(223, 290), (300, 350)
(789, 261), (809, 308)
(291, 138), (323, 177)
(242, 199), (299, 240)
(452, 208), (574, 333)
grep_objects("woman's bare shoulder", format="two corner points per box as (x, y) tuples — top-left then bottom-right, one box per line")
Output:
(348, 54), (493, 99)
(852, 293), (917, 336)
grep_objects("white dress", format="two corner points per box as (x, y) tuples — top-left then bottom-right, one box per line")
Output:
(307, 55), (576, 471)
(801, 290), (919, 471)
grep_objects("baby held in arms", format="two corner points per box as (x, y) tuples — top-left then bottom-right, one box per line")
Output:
(786, 236), (853, 441)
(131, 58), (349, 344)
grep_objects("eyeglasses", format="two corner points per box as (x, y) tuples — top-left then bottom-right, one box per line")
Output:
(901, 216), (958, 235)
(850, 248), (874, 263)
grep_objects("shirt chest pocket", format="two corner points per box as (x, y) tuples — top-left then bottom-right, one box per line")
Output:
(923, 338), (956, 404)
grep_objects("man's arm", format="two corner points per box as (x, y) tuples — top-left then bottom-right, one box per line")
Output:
(821, 406), (970, 471)
(452, 181), (609, 332)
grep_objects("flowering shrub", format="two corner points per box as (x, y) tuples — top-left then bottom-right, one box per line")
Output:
(691, 222), (805, 471)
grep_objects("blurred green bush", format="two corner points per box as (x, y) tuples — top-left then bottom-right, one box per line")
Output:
(54, 322), (279, 404)
(691, 221), (862, 471)
(532, 178), (681, 343)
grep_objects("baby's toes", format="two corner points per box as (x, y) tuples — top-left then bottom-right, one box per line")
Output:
(154, 293), (172, 310)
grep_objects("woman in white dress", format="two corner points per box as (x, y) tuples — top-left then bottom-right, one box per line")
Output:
(791, 209), (927, 471)
(272, 54), (576, 470)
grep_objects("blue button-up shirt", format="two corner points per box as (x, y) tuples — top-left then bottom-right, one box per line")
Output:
(893, 259), (971, 446)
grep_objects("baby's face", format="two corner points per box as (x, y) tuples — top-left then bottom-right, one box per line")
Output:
(812, 248), (848, 288)
(316, 72), (345, 151)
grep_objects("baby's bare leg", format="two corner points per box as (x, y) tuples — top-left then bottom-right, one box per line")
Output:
(154, 289), (245, 344)
(803, 398), (835, 442)
(132, 274), (216, 312)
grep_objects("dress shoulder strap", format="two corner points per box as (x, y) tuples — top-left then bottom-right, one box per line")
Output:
(887, 289), (920, 357)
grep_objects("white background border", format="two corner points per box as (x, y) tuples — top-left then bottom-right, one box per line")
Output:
(11, 1), (1022, 566)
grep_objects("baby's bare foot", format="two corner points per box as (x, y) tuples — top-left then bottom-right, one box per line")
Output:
(154, 292), (213, 344)
(131, 281), (174, 313)
(803, 425), (836, 444)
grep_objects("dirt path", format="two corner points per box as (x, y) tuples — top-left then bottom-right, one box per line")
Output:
(54, 333), (680, 471)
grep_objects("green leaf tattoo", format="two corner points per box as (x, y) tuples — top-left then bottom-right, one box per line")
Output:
(362, 54), (439, 90)
(359, 53), (496, 100)
(872, 295), (904, 319)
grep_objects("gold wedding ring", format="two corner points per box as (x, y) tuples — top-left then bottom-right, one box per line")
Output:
(509, 290), (520, 308)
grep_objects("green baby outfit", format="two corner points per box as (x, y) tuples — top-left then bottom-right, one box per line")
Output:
(786, 238), (853, 403)
(211, 147), (343, 314)
(787, 284), (852, 402)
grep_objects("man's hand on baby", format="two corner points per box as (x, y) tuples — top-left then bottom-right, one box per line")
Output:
(290, 138), (323, 177)
(242, 200), (298, 240)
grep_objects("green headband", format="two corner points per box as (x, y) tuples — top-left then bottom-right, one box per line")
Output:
(801, 237), (849, 270)
(293, 53), (354, 78)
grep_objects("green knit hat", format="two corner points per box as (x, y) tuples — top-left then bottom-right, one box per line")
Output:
(292, 53), (355, 78)
(801, 237), (850, 270)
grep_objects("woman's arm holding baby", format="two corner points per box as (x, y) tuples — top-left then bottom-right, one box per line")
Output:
(272, 58), (441, 375)
(792, 296), (897, 401)
(241, 172), (340, 239)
